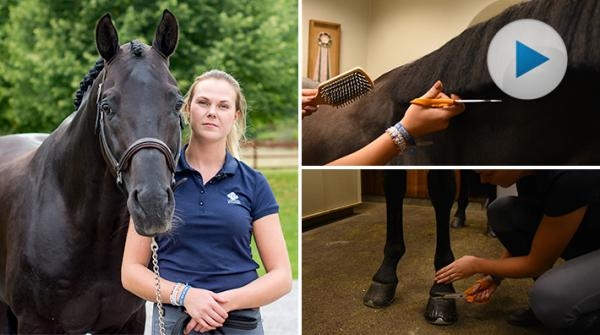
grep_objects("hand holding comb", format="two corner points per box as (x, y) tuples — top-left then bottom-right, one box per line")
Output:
(308, 67), (374, 107)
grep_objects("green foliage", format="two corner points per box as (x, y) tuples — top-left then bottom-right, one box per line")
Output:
(251, 168), (298, 279)
(0, 0), (298, 137)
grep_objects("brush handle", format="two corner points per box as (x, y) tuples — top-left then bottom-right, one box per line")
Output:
(409, 98), (455, 107)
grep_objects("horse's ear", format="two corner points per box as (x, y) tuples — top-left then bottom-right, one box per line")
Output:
(152, 9), (179, 58)
(96, 13), (120, 62)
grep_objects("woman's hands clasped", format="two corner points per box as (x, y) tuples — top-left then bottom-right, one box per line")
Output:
(183, 288), (229, 334)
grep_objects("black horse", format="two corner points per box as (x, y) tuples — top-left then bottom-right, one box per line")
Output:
(303, 0), (600, 326)
(0, 10), (180, 333)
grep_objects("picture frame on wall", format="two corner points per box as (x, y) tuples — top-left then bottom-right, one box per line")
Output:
(307, 19), (341, 82)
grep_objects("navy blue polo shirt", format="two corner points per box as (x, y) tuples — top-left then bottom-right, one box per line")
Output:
(156, 147), (279, 293)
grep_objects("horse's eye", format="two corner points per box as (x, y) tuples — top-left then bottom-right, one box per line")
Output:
(100, 102), (111, 114)
(175, 98), (184, 111)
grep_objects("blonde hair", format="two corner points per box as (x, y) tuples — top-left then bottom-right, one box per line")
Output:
(182, 70), (247, 158)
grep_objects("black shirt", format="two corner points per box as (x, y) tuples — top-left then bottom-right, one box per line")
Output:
(517, 170), (600, 258)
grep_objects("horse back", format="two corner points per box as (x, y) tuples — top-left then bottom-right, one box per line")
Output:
(0, 134), (48, 164)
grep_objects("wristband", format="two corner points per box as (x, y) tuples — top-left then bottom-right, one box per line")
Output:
(394, 122), (416, 146)
(178, 283), (191, 306)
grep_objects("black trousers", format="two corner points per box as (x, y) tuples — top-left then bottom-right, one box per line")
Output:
(488, 196), (600, 328)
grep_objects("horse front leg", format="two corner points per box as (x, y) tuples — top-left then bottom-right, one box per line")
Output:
(117, 306), (145, 334)
(424, 170), (459, 325)
(363, 170), (407, 308)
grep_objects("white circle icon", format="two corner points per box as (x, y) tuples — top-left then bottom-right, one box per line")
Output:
(487, 19), (567, 100)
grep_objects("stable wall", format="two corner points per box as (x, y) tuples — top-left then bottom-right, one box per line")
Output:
(302, 0), (523, 79)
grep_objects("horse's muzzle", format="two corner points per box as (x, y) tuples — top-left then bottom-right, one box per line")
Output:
(128, 185), (174, 236)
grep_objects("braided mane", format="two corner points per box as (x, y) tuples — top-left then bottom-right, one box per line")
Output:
(73, 58), (104, 111)
(130, 40), (144, 57)
(73, 41), (147, 111)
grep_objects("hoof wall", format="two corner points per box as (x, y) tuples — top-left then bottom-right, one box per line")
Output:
(451, 217), (465, 228)
(363, 281), (397, 308)
(424, 296), (458, 325)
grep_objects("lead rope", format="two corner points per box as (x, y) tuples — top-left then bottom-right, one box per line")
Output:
(151, 237), (167, 335)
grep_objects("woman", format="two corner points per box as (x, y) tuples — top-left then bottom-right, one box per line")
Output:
(302, 80), (465, 165)
(434, 170), (600, 332)
(122, 70), (292, 334)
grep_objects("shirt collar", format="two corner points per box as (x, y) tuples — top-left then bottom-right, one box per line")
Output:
(176, 144), (238, 178)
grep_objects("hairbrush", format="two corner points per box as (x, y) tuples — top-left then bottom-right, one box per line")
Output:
(311, 67), (374, 107)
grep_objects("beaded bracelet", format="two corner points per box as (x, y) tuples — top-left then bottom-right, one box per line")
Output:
(394, 122), (416, 146)
(385, 125), (408, 153)
(170, 282), (183, 306)
(178, 283), (191, 306)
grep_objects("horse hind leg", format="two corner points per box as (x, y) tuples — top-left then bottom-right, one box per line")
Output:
(450, 170), (470, 228)
(363, 170), (407, 308)
(425, 170), (459, 325)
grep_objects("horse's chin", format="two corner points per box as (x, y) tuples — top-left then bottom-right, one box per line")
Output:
(129, 213), (172, 237)
(127, 200), (173, 237)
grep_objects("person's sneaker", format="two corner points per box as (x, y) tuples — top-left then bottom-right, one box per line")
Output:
(507, 307), (542, 327)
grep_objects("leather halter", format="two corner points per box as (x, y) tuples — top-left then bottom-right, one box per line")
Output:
(95, 68), (182, 194)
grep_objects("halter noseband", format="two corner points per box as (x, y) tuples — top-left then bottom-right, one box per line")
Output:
(95, 69), (182, 194)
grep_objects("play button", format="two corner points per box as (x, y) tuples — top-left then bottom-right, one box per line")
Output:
(516, 41), (549, 78)
(487, 19), (567, 100)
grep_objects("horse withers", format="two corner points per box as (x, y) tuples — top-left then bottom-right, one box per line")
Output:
(0, 10), (181, 333)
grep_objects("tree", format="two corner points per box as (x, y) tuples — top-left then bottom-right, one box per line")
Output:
(0, 0), (297, 138)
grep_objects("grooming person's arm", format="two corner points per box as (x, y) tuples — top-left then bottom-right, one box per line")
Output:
(327, 81), (464, 166)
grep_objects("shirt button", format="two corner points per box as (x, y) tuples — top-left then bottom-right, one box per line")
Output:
(200, 201), (204, 206)
(200, 190), (205, 194)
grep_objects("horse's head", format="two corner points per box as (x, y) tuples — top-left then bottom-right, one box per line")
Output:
(95, 10), (181, 236)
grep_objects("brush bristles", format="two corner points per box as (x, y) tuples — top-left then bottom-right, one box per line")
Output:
(319, 71), (373, 107)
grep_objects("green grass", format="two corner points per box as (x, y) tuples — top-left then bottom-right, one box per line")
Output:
(251, 168), (298, 279)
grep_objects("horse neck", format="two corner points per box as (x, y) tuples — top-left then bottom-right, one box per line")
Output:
(38, 80), (127, 227)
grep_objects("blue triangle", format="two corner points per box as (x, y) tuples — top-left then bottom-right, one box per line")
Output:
(516, 40), (549, 77)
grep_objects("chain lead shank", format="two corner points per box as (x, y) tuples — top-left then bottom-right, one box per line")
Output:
(151, 237), (167, 335)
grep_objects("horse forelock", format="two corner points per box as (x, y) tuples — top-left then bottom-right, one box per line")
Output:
(129, 40), (146, 58)
(73, 39), (172, 113)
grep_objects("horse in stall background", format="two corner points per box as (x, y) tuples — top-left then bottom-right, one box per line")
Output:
(303, 0), (600, 325)
(0, 10), (181, 333)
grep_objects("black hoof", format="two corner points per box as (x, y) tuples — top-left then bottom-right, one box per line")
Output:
(424, 296), (458, 325)
(363, 280), (397, 308)
(450, 216), (465, 228)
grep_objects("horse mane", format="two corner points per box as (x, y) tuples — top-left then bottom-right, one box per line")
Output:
(375, 0), (600, 101)
(72, 40), (148, 111)
(73, 58), (104, 111)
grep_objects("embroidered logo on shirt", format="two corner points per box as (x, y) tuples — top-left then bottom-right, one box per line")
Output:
(227, 192), (241, 205)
